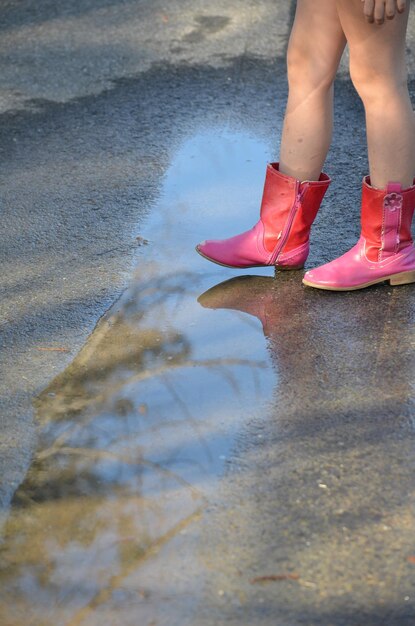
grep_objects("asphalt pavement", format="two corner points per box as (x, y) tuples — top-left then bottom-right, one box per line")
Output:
(0, 0), (294, 507)
(1, 2), (415, 625)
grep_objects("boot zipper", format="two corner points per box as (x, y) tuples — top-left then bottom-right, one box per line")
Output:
(270, 182), (310, 265)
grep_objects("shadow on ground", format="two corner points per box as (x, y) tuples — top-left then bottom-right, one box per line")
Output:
(1, 120), (415, 625)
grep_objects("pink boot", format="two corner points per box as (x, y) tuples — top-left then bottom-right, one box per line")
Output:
(303, 177), (415, 291)
(196, 163), (331, 270)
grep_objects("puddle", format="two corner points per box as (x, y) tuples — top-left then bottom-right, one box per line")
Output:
(0, 129), (277, 625)
(4, 127), (415, 626)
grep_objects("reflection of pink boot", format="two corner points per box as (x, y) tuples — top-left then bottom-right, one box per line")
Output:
(196, 163), (330, 270)
(303, 177), (415, 291)
(198, 275), (301, 339)
(198, 275), (275, 334)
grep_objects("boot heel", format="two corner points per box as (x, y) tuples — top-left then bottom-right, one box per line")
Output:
(389, 270), (415, 286)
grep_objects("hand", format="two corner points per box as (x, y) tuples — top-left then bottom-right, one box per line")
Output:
(361, 0), (406, 24)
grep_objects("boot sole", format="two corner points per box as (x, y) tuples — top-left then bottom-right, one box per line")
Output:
(195, 246), (303, 271)
(303, 269), (415, 291)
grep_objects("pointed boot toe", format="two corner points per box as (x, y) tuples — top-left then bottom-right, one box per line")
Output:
(196, 224), (266, 268)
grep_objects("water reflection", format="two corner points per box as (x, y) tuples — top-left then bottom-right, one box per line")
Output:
(3, 124), (414, 625)
(0, 130), (276, 625)
(197, 274), (415, 624)
(0, 271), (275, 624)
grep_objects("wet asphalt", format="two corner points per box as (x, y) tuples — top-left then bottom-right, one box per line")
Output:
(1, 1), (415, 625)
(0, 0), (293, 507)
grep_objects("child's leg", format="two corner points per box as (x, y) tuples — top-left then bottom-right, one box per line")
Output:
(279, 0), (346, 182)
(336, 0), (415, 189)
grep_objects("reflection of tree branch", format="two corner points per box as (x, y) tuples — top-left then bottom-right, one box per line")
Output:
(127, 416), (201, 437)
(211, 365), (241, 394)
(161, 373), (214, 464)
(111, 357), (266, 404)
(252, 367), (261, 402)
(41, 358), (267, 449)
(122, 271), (203, 317)
(37, 446), (204, 501)
(66, 507), (203, 626)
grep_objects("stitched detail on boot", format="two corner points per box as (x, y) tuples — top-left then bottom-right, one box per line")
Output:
(379, 196), (386, 263)
(380, 192), (403, 261)
(397, 200), (402, 253)
(278, 241), (308, 261)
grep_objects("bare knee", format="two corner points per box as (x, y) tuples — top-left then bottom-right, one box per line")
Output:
(349, 55), (408, 106)
(287, 41), (337, 94)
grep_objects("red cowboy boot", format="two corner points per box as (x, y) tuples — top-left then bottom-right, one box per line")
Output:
(303, 177), (415, 291)
(196, 163), (330, 270)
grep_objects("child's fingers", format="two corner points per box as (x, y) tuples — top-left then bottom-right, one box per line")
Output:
(373, 0), (386, 24)
(361, 0), (375, 22)
(396, 0), (406, 14)
(385, 0), (396, 20)
(361, 0), (406, 24)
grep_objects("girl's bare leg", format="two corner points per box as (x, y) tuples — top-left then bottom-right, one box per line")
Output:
(336, 0), (415, 189)
(279, 0), (346, 182)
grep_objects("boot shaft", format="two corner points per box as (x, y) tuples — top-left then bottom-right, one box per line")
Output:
(260, 163), (330, 255)
(196, 162), (330, 270)
(361, 177), (415, 262)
